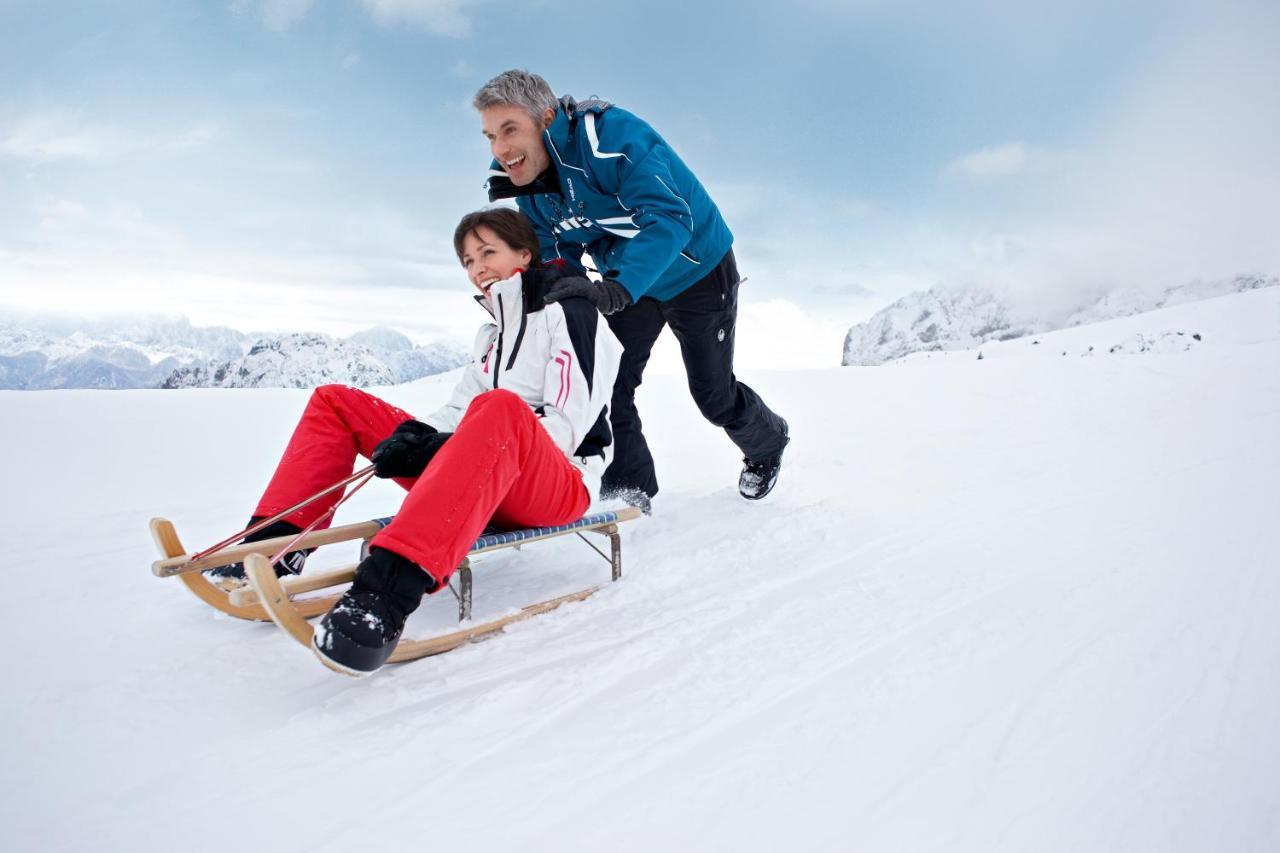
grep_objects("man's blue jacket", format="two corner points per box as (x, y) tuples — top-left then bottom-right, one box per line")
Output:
(486, 97), (734, 304)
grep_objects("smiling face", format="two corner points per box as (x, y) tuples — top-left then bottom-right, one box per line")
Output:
(480, 103), (555, 186)
(459, 225), (534, 300)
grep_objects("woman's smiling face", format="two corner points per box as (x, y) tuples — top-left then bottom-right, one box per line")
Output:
(460, 225), (534, 299)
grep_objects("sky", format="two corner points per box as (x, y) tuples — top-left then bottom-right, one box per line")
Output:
(1, 0), (1277, 368)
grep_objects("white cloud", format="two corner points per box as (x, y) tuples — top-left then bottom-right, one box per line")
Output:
(229, 0), (316, 31)
(943, 142), (1030, 178)
(25, 194), (189, 257)
(977, 5), (1280, 306)
(834, 199), (875, 218)
(264, 0), (314, 30)
(0, 188), (480, 342)
(33, 197), (90, 228)
(887, 6), (1280, 321)
(633, 296), (856, 377)
(167, 121), (223, 150)
(0, 113), (133, 163)
(0, 112), (221, 164)
(359, 0), (479, 37)
(736, 298), (855, 369)
(230, 0), (480, 36)
(0, 250), (480, 344)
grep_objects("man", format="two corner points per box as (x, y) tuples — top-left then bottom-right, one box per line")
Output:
(475, 69), (789, 508)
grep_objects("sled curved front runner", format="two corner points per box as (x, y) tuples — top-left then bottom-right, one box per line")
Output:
(242, 508), (640, 674)
(149, 518), (343, 621)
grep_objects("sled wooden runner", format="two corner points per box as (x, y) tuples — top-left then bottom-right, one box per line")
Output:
(242, 508), (641, 674)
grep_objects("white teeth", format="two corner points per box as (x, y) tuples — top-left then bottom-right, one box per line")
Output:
(505, 155), (525, 167)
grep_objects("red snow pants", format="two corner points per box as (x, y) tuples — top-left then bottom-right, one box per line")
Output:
(254, 384), (589, 586)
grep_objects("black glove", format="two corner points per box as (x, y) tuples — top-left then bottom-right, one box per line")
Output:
(543, 276), (633, 315)
(371, 420), (451, 479)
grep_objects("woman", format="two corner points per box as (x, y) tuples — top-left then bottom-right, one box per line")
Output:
(210, 208), (623, 674)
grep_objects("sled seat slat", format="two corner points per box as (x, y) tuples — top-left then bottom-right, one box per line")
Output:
(367, 507), (640, 553)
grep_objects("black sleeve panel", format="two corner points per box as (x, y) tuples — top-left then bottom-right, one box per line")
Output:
(557, 296), (599, 394)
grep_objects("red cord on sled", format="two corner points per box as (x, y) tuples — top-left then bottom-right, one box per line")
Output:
(268, 468), (376, 569)
(190, 464), (377, 562)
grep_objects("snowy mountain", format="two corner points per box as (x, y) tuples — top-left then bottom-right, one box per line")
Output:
(0, 313), (245, 390)
(159, 329), (469, 390)
(159, 332), (396, 389)
(0, 312), (468, 390)
(842, 272), (1277, 366)
(4, 286), (1277, 852)
(0, 312), (248, 365)
(345, 327), (472, 384)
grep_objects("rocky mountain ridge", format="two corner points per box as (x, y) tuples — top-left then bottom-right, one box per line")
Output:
(0, 313), (468, 390)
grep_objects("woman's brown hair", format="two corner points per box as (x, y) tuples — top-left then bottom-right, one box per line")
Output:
(453, 208), (540, 265)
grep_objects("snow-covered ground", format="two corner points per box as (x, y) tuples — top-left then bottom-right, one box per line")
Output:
(2, 288), (1278, 852)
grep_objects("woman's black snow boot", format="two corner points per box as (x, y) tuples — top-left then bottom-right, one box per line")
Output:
(205, 518), (311, 591)
(311, 547), (436, 676)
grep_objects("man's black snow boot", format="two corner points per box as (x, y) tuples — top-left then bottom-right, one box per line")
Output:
(311, 547), (437, 676)
(205, 518), (312, 591)
(739, 420), (790, 501)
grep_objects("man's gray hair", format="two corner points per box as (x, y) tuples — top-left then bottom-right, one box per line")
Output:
(473, 69), (559, 123)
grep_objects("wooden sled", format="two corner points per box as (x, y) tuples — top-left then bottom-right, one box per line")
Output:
(152, 508), (641, 672)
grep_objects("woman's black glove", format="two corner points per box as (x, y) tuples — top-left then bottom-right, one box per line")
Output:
(371, 420), (451, 478)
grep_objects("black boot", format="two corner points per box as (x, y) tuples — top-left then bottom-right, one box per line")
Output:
(205, 518), (312, 591)
(312, 547), (437, 676)
(739, 420), (790, 501)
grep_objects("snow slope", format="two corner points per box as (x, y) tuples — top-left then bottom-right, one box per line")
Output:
(2, 288), (1278, 852)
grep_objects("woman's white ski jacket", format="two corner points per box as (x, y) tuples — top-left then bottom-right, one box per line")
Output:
(422, 267), (623, 498)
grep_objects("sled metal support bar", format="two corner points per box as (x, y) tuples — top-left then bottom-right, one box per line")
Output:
(610, 530), (622, 582)
(451, 559), (473, 622)
(574, 523), (623, 582)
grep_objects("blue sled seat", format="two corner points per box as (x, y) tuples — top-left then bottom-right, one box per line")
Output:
(368, 511), (627, 553)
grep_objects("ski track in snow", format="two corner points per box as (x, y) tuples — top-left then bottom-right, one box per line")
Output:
(2, 289), (1278, 852)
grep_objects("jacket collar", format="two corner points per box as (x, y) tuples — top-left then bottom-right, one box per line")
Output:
(477, 271), (522, 324)
(487, 158), (559, 202)
(474, 264), (570, 319)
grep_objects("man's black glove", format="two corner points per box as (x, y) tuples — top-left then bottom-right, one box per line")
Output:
(371, 420), (452, 479)
(543, 277), (633, 315)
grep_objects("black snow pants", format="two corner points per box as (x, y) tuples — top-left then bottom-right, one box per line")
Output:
(602, 248), (789, 499)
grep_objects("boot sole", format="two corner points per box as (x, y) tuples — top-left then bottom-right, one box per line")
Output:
(310, 635), (375, 678)
(310, 617), (404, 677)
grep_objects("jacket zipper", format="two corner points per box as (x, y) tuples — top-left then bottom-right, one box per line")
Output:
(505, 299), (529, 371)
(492, 293), (505, 389)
